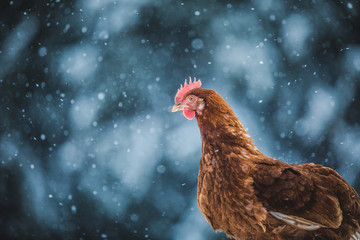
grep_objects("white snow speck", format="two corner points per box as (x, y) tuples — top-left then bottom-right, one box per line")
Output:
(156, 165), (166, 174)
(63, 24), (70, 33)
(40, 134), (46, 140)
(97, 92), (105, 100)
(71, 205), (77, 214)
(191, 38), (204, 50)
(99, 30), (109, 40)
(38, 47), (47, 57)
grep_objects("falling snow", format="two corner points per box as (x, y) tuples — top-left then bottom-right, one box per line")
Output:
(0, 1), (359, 240)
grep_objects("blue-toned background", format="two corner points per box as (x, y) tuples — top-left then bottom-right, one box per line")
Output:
(1, 0), (359, 239)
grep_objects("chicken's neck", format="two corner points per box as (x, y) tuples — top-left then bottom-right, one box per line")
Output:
(196, 103), (262, 157)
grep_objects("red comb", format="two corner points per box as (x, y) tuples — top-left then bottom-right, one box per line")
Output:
(175, 77), (202, 103)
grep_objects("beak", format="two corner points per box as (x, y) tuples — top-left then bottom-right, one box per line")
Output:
(171, 104), (184, 112)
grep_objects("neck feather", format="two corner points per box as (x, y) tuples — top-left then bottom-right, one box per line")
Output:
(195, 94), (262, 156)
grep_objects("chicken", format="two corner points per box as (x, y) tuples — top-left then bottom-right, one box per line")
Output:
(171, 78), (360, 240)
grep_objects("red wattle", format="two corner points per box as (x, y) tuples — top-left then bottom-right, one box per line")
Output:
(183, 109), (195, 120)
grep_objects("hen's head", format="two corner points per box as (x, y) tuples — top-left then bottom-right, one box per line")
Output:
(171, 77), (205, 120)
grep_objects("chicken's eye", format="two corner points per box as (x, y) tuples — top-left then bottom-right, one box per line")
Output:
(188, 96), (195, 102)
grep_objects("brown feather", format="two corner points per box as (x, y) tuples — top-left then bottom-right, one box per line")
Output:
(183, 88), (360, 240)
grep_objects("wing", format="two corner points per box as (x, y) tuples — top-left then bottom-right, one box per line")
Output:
(300, 163), (360, 218)
(251, 159), (346, 230)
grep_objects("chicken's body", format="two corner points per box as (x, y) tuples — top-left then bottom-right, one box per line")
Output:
(172, 80), (360, 240)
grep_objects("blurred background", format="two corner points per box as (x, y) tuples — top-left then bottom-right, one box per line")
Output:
(1, 0), (360, 239)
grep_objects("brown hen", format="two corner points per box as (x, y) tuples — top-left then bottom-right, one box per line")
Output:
(171, 78), (360, 240)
